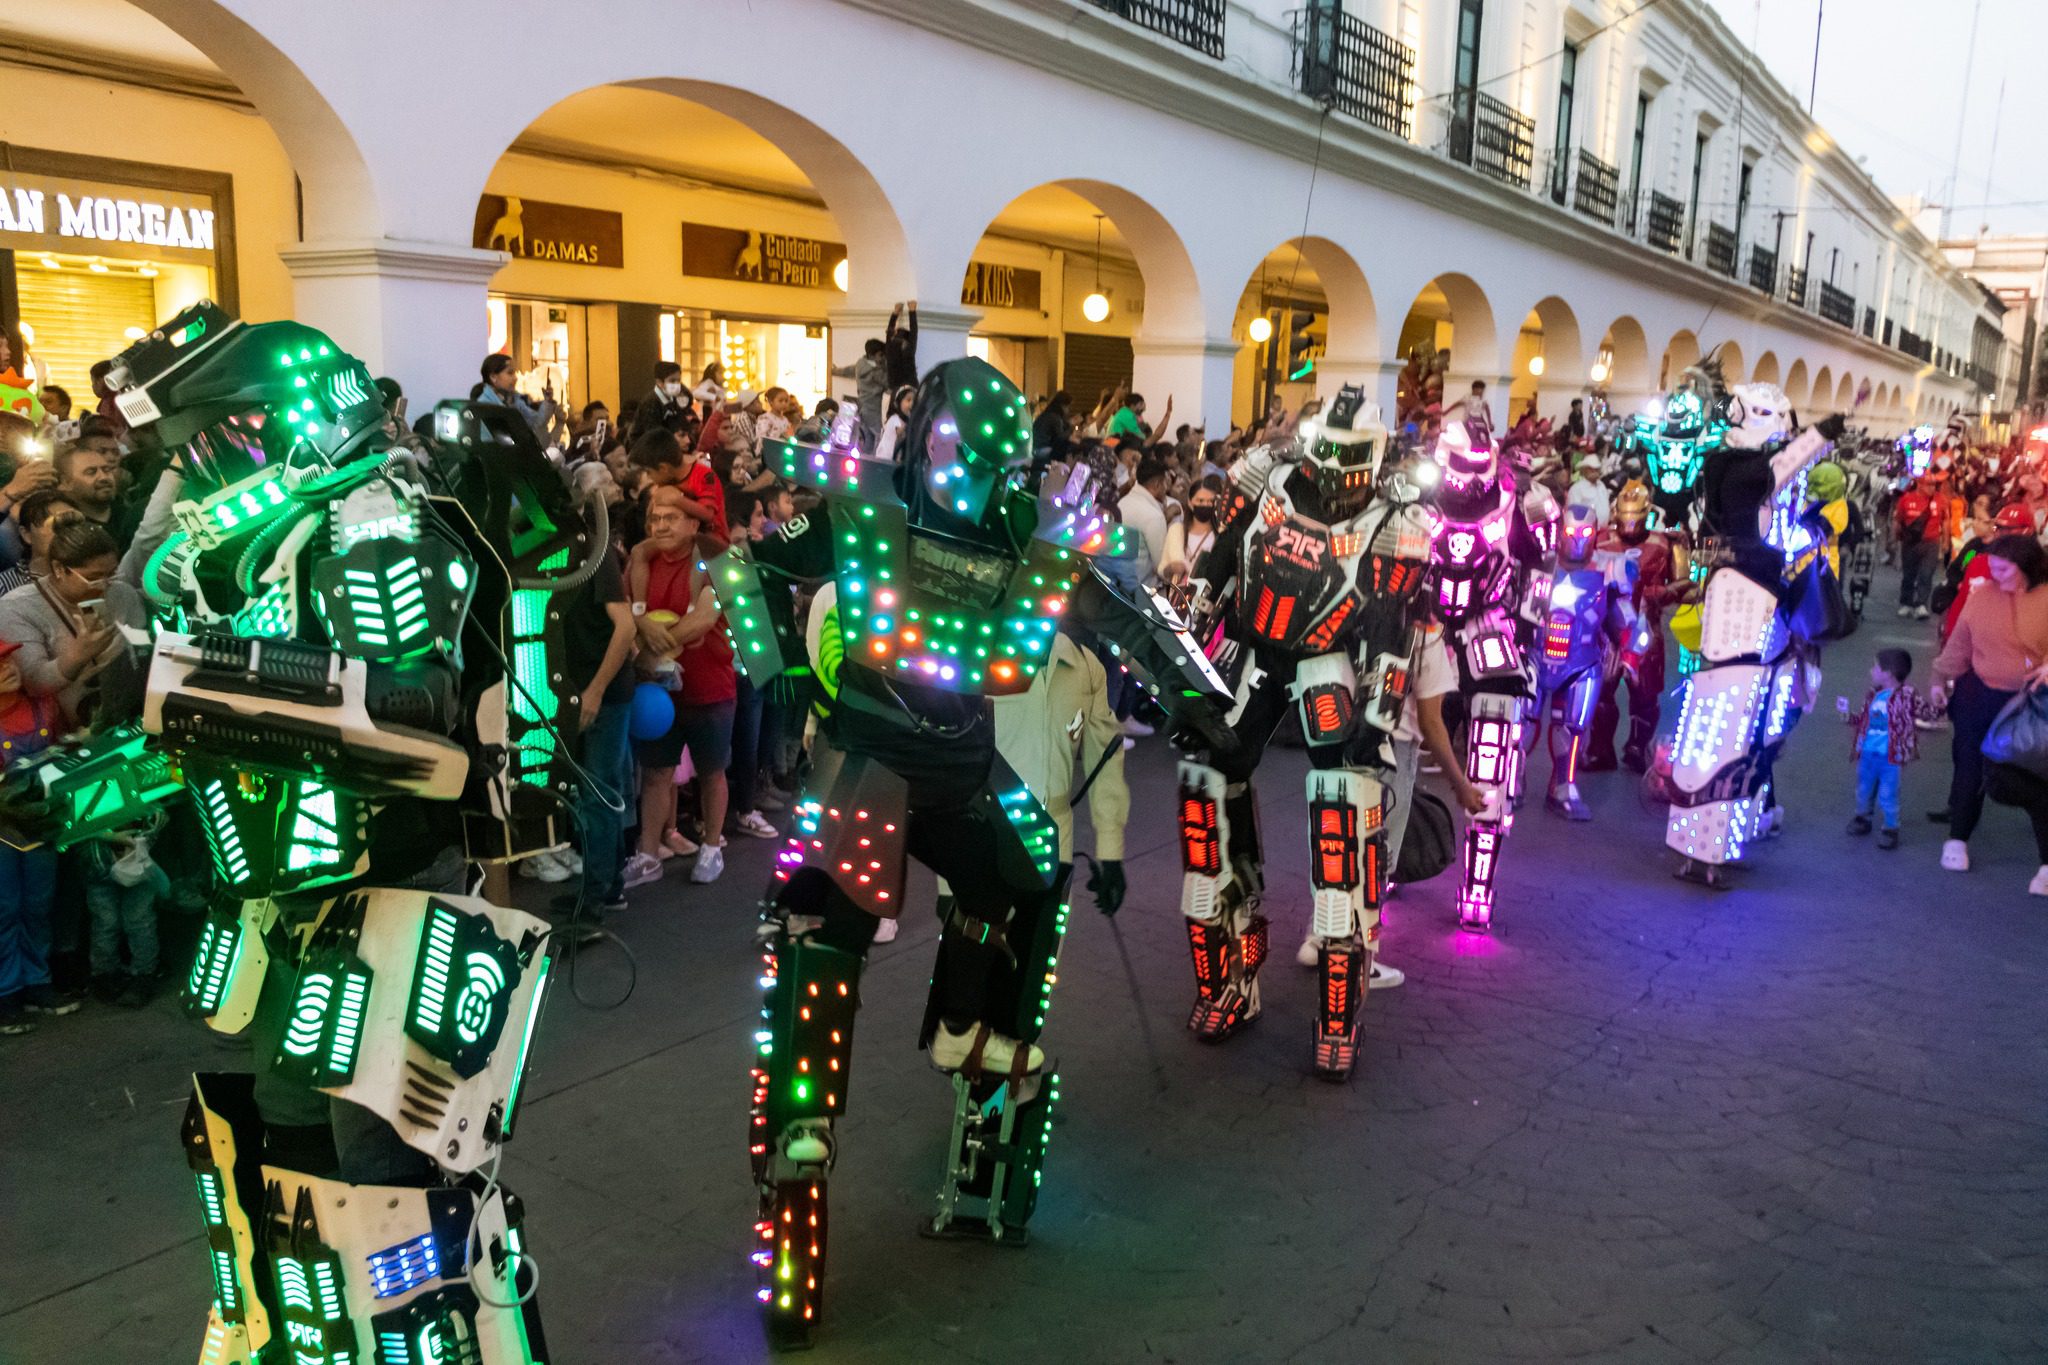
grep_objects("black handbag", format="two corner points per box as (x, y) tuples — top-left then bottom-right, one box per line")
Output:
(1784, 551), (1853, 643)
(1394, 788), (1455, 884)
(1981, 683), (2048, 780)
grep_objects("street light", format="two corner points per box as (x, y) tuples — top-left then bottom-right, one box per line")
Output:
(1248, 315), (1273, 344)
(1590, 361), (1610, 383)
(1082, 292), (1110, 323)
(1528, 355), (1546, 377)
(832, 258), (849, 292)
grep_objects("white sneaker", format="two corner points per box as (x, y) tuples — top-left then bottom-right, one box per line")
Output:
(518, 851), (572, 883)
(1369, 960), (1405, 989)
(1914, 606), (1930, 620)
(1940, 839), (1970, 872)
(1122, 717), (1155, 738)
(873, 917), (899, 944)
(558, 848), (584, 876)
(690, 842), (726, 884)
(929, 1021), (1043, 1075)
(622, 851), (663, 889)
(731, 810), (779, 840)
(1122, 736), (1136, 752)
(1897, 606), (1913, 618)
(1296, 936), (1319, 967)
(2030, 866), (2048, 897)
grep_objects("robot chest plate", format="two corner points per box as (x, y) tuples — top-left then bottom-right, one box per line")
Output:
(832, 503), (1077, 695)
(1240, 508), (1357, 649)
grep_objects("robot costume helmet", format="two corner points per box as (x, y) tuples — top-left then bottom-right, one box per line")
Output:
(1559, 502), (1601, 566)
(1297, 384), (1385, 516)
(106, 301), (387, 490)
(1613, 479), (1652, 537)
(1721, 383), (1791, 452)
(903, 357), (1032, 525)
(1432, 417), (1496, 488)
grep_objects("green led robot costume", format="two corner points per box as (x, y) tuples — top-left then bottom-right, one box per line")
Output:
(714, 358), (1228, 1347)
(5, 303), (601, 1365)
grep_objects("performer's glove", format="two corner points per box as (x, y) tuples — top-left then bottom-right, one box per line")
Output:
(1088, 859), (1126, 915)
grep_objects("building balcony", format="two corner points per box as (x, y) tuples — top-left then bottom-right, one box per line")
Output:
(1293, 3), (1415, 142)
(1085, 0), (1225, 58)
(1446, 89), (1534, 190)
(1785, 266), (1809, 308)
(1747, 245), (1778, 294)
(1817, 280), (1856, 328)
(1632, 190), (1685, 255)
(1702, 222), (1739, 279)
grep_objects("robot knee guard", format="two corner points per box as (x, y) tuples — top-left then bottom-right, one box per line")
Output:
(1459, 693), (1522, 931)
(1303, 767), (1386, 1079)
(1177, 762), (1265, 1041)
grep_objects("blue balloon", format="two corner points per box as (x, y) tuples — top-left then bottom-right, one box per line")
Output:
(629, 682), (675, 741)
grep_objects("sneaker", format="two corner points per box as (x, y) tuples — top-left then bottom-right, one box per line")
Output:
(873, 917), (899, 944)
(1369, 960), (1405, 989)
(1846, 814), (1872, 836)
(116, 975), (155, 1009)
(0, 1002), (31, 1036)
(21, 984), (80, 1016)
(1914, 606), (1930, 620)
(91, 975), (125, 1005)
(661, 829), (699, 860)
(2030, 865), (2048, 897)
(929, 1021), (1043, 1075)
(1926, 809), (1950, 824)
(1877, 828), (1899, 850)
(557, 849), (584, 876)
(1897, 606), (1913, 618)
(1122, 717), (1155, 738)
(755, 790), (788, 813)
(622, 851), (664, 889)
(1296, 936), (1319, 968)
(1122, 736), (1136, 752)
(690, 842), (726, 884)
(1940, 839), (1970, 872)
(518, 852), (572, 883)
(729, 810), (779, 840)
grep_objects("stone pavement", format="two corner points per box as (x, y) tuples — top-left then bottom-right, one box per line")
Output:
(4, 601), (2046, 1364)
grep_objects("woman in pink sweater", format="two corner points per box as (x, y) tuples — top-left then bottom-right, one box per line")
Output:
(1930, 534), (2048, 877)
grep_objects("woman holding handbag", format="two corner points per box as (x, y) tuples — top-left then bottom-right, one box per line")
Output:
(1929, 534), (2048, 877)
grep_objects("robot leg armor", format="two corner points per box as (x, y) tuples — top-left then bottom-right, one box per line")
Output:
(1177, 760), (1266, 1041)
(1544, 673), (1599, 822)
(1304, 767), (1386, 1080)
(1623, 645), (1667, 772)
(1459, 692), (1522, 931)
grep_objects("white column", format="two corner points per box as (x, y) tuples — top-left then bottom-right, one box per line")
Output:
(279, 240), (504, 410)
(1132, 336), (1239, 436)
(908, 305), (984, 370)
(826, 306), (892, 405)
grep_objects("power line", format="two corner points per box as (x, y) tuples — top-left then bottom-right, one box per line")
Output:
(1414, 0), (1678, 107)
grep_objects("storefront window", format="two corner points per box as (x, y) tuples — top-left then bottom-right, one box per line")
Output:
(487, 295), (583, 407)
(667, 308), (830, 412)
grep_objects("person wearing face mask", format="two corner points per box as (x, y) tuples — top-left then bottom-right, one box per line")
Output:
(634, 360), (694, 442)
(0, 519), (146, 723)
(1160, 473), (1225, 582)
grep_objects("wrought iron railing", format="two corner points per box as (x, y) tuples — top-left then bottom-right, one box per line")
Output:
(1747, 246), (1777, 293)
(1703, 223), (1738, 278)
(1294, 3), (1415, 140)
(1642, 191), (1684, 254)
(1785, 266), (1808, 307)
(1086, 0), (1225, 58)
(1897, 326), (1931, 361)
(1863, 307), (1876, 338)
(1817, 281), (1856, 328)
(1571, 150), (1618, 226)
(1447, 89), (1534, 189)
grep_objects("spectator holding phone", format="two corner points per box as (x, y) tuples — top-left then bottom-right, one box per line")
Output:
(0, 520), (146, 723)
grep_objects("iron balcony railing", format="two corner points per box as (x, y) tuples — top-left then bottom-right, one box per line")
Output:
(1571, 150), (1619, 226)
(1863, 307), (1877, 339)
(1641, 190), (1684, 254)
(1897, 327), (1931, 362)
(1703, 223), (1739, 279)
(1086, 0), (1225, 58)
(1817, 281), (1856, 328)
(1748, 246), (1778, 293)
(1294, 3), (1415, 140)
(1447, 89), (1534, 189)
(1785, 266), (1808, 307)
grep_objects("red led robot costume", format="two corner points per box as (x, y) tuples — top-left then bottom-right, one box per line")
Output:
(1590, 480), (1688, 772)
(1425, 419), (1556, 930)
(1175, 387), (1432, 1080)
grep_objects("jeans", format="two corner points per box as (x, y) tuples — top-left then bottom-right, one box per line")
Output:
(0, 844), (58, 997)
(1854, 749), (1902, 829)
(86, 864), (157, 978)
(1384, 738), (1422, 875)
(578, 698), (632, 903)
(1899, 540), (1940, 608)
(729, 675), (765, 815)
(1948, 672), (2016, 841)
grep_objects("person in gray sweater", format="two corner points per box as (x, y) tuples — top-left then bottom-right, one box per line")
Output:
(0, 521), (146, 725)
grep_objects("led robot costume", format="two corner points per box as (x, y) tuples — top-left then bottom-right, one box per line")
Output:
(1663, 384), (1839, 886)
(1625, 364), (1728, 536)
(711, 359), (1226, 1346)
(5, 303), (588, 1365)
(1533, 504), (1632, 820)
(1425, 419), (1555, 930)
(1172, 386), (1431, 1079)
(1590, 481), (1688, 772)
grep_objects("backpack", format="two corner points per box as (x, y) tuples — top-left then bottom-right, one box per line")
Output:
(1896, 491), (1933, 544)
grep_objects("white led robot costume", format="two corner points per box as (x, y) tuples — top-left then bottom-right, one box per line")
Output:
(1174, 387), (1433, 1080)
(1424, 419), (1558, 930)
(707, 359), (1228, 1346)
(0, 303), (599, 1365)
(1533, 504), (1635, 821)
(1663, 384), (1842, 885)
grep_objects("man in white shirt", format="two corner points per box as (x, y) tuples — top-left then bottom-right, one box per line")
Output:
(1567, 453), (1611, 526)
(1116, 454), (1176, 590)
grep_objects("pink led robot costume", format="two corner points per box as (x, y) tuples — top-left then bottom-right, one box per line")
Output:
(1423, 419), (1558, 930)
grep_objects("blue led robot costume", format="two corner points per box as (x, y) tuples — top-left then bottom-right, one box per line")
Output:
(1172, 388), (1433, 1079)
(1533, 504), (1635, 820)
(708, 358), (1228, 1346)
(0, 303), (597, 1365)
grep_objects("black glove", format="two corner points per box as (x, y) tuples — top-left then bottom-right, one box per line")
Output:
(1087, 858), (1126, 915)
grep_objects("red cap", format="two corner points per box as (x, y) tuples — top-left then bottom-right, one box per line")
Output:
(1995, 504), (2034, 533)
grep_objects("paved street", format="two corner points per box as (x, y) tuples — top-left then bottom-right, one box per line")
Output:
(5, 596), (2047, 1364)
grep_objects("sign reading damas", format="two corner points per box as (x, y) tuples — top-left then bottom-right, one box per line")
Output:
(473, 195), (623, 268)
(682, 223), (848, 289)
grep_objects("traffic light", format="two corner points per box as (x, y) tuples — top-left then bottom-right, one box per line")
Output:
(1287, 311), (1318, 381)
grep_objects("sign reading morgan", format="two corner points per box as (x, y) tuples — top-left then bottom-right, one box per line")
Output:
(473, 195), (623, 267)
(682, 223), (848, 290)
